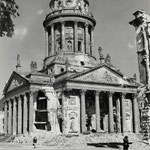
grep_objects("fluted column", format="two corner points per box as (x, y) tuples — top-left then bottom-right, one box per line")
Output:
(74, 21), (78, 52)
(81, 90), (86, 133)
(13, 98), (17, 135)
(133, 94), (139, 133)
(51, 24), (54, 55)
(95, 91), (101, 132)
(121, 93), (127, 133)
(4, 101), (8, 134)
(29, 92), (34, 133)
(45, 29), (48, 57)
(90, 26), (94, 55)
(23, 94), (28, 134)
(8, 100), (12, 134)
(108, 92), (114, 133)
(85, 23), (89, 54)
(61, 22), (65, 51)
(116, 98), (121, 133)
(62, 91), (66, 134)
(18, 96), (22, 134)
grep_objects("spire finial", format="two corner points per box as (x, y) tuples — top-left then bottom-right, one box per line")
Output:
(16, 54), (21, 72)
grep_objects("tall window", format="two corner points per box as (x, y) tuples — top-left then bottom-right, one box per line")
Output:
(78, 41), (82, 52)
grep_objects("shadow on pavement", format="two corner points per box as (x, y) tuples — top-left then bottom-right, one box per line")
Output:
(87, 142), (132, 149)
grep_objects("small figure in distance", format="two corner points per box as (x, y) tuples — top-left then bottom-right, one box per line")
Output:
(33, 137), (37, 148)
(123, 136), (129, 150)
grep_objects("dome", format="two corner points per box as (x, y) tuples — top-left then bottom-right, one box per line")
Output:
(49, 0), (90, 15)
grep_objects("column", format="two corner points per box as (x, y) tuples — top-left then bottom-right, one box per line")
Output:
(95, 91), (101, 132)
(61, 22), (65, 51)
(90, 26), (94, 55)
(108, 92), (114, 133)
(13, 98), (16, 135)
(51, 24), (54, 55)
(8, 100), (12, 134)
(85, 23), (89, 54)
(74, 21), (78, 52)
(45, 29), (48, 57)
(116, 98), (121, 132)
(81, 90), (86, 133)
(133, 94), (139, 133)
(29, 92), (34, 133)
(62, 91), (66, 134)
(23, 94), (28, 134)
(18, 96), (22, 134)
(121, 93), (126, 133)
(4, 101), (8, 134)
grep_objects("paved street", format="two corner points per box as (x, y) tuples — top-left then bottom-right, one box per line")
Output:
(0, 143), (120, 150)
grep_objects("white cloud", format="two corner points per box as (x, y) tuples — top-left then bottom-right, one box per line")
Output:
(127, 42), (136, 49)
(37, 9), (44, 15)
(14, 27), (28, 40)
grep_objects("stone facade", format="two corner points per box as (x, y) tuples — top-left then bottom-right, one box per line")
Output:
(1, 0), (140, 135)
(130, 10), (150, 141)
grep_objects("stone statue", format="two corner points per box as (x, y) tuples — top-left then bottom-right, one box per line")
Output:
(44, 91), (61, 134)
(17, 54), (21, 66)
(98, 46), (104, 59)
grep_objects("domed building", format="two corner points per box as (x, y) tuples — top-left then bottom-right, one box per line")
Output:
(2, 0), (140, 135)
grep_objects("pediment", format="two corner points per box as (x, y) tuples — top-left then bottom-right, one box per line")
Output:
(3, 71), (29, 93)
(71, 65), (132, 85)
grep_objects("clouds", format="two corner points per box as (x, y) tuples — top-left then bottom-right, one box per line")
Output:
(14, 27), (28, 40)
(37, 9), (44, 15)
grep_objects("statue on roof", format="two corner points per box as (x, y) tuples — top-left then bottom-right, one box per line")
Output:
(98, 46), (104, 63)
(105, 54), (111, 64)
(16, 54), (21, 72)
(16, 54), (21, 67)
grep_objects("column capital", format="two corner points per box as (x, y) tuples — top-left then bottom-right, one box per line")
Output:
(94, 91), (101, 96)
(91, 26), (94, 31)
(85, 23), (89, 27)
(80, 89), (87, 95)
(107, 91), (114, 96)
(131, 93), (138, 99)
(120, 92), (127, 98)
(50, 23), (54, 27)
(74, 21), (78, 25)
(61, 21), (65, 25)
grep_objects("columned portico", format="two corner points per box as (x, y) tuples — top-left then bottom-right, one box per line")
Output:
(81, 90), (86, 133)
(108, 92), (114, 133)
(95, 91), (101, 132)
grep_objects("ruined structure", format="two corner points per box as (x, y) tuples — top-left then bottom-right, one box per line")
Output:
(2, 0), (140, 135)
(130, 10), (150, 141)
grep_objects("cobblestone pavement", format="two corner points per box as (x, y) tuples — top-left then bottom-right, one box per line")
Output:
(0, 143), (119, 150)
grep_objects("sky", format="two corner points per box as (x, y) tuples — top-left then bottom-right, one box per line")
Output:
(0, 0), (150, 97)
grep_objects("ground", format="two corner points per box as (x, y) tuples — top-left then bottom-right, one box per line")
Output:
(0, 132), (150, 150)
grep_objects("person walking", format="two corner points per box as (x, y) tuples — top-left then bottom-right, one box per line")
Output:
(33, 137), (37, 148)
(123, 136), (129, 150)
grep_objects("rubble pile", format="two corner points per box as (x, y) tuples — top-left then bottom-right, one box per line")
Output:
(13, 131), (150, 150)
